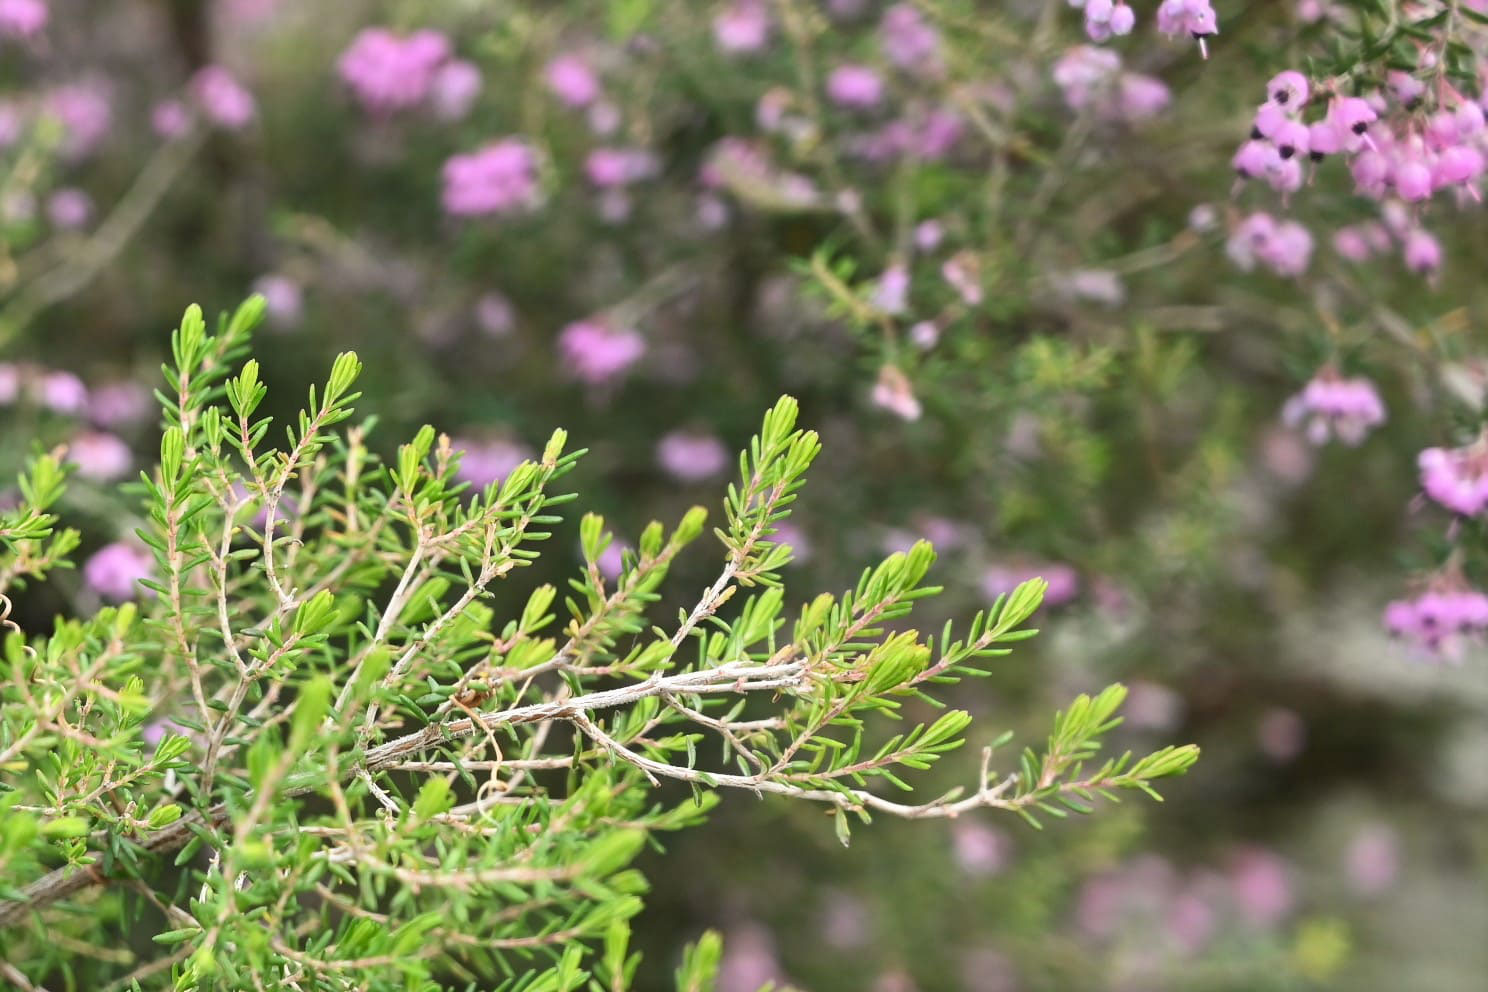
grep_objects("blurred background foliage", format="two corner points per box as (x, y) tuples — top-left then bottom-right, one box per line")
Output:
(1, 0), (1485, 989)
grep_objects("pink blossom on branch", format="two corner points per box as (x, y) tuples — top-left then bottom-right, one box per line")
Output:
(1384, 579), (1488, 662)
(544, 53), (602, 108)
(441, 139), (542, 217)
(338, 27), (452, 115)
(0, 0), (46, 39)
(558, 319), (645, 385)
(83, 542), (154, 602)
(67, 430), (133, 481)
(657, 431), (730, 482)
(1280, 370), (1386, 446)
(713, 0), (772, 54)
(1418, 435), (1488, 516)
(191, 66), (256, 130)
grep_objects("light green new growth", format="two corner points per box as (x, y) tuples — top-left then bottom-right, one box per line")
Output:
(0, 299), (1198, 990)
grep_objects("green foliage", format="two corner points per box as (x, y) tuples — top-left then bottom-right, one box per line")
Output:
(0, 302), (1196, 988)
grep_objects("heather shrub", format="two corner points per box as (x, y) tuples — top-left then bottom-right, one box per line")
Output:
(0, 299), (1197, 987)
(0, 0), (1485, 989)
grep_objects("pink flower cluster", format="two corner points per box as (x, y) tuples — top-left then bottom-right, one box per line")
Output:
(1384, 581), (1488, 662)
(1, 363), (89, 414)
(83, 542), (154, 602)
(191, 65), (256, 130)
(1069, 0), (1218, 55)
(981, 560), (1080, 607)
(1281, 370), (1386, 446)
(848, 109), (966, 163)
(67, 430), (132, 481)
(826, 64), (885, 110)
(1418, 436), (1488, 516)
(0, 0), (46, 39)
(584, 147), (658, 188)
(451, 436), (531, 489)
(1234, 66), (1486, 274)
(46, 81), (111, 159)
(702, 137), (820, 208)
(1053, 47), (1170, 123)
(1078, 847), (1292, 957)
(1070, 0), (1135, 42)
(656, 430), (730, 482)
(338, 28), (477, 118)
(713, 0), (772, 55)
(557, 319), (645, 385)
(545, 53), (602, 109)
(441, 139), (542, 217)
(871, 364), (922, 422)
(1224, 212), (1313, 277)
(879, 3), (942, 77)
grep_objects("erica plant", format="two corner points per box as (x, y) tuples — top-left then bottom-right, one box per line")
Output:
(0, 299), (1197, 989)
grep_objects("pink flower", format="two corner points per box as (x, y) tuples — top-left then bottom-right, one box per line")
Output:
(941, 251), (982, 305)
(191, 66), (255, 130)
(1331, 225), (1375, 262)
(141, 717), (186, 748)
(1166, 888), (1217, 953)
(46, 82), (111, 159)
(87, 381), (150, 428)
(656, 430), (729, 482)
(1054, 268), (1125, 306)
(717, 924), (785, 992)
(0, 0), (46, 39)
(1157, 0), (1219, 57)
(1281, 370), (1386, 445)
(544, 53), (601, 108)
(67, 430), (132, 480)
(451, 436), (531, 488)
(879, 4), (942, 76)
(1402, 228), (1441, 274)
(872, 264), (911, 315)
(584, 147), (657, 188)
(914, 219), (943, 251)
(826, 64), (885, 109)
(338, 27), (451, 115)
(151, 99), (191, 139)
(1385, 578), (1488, 661)
(1122, 681), (1185, 731)
(772, 521), (811, 563)
(84, 542), (154, 602)
(441, 139), (542, 217)
(981, 561), (1079, 607)
(46, 188), (92, 230)
(1226, 213), (1312, 276)
(1228, 848), (1293, 926)
(1118, 74), (1171, 119)
(1418, 438), (1488, 516)
(596, 540), (629, 581)
(252, 274), (303, 329)
(474, 292), (515, 337)
(38, 370), (87, 413)
(871, 364), (921, 421)
(1267, 70), (1309, 107)
(713, 0), (772, 54)
(1053, 46), (1120, 112)
(951, 822), (1011, 877)
(429, 60), (482, 121)
(558, 319), (645, 384)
